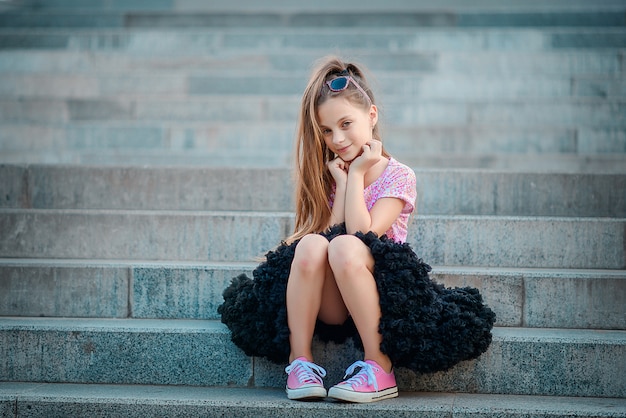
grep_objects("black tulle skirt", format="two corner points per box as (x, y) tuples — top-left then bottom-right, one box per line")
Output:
(218, 224), (496, 374)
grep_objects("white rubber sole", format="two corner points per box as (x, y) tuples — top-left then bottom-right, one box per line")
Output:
(328, 385), (398, 403)
(286, 385), (327, 400)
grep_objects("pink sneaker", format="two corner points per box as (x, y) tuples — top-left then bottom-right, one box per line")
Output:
(328, 360), (398, 403)
(285, 357), (327, 400)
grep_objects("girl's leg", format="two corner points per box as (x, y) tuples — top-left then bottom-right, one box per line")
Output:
(287, 234), (347, 362)
(327, 235), (392, 373)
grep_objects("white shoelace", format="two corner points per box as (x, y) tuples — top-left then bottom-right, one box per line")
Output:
(341, 360), (379, 392)
(285, 359), (327, 385)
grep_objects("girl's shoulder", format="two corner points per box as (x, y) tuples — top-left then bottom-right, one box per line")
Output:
(368, 157), (416, 198)
(383, 157), (416, 182)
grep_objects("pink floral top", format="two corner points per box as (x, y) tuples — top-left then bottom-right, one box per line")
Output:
(330, 157), (417, 243)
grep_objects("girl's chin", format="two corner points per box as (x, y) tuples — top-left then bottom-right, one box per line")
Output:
(343, 149), (364, 163)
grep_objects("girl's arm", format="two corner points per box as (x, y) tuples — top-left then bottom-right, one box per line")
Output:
(327, 157), (348, 228)
(344, 170), (404, 236)
(344, 140), (405, 236)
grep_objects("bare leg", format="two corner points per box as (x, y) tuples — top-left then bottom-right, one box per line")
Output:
(328, 235), (393, 373)
(287, 234), (349, 363)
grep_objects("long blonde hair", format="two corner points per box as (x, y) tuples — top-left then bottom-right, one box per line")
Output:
(288, 56), (388, 243)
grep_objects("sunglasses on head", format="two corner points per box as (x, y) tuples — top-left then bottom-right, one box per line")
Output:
(325, 76), (371, 105)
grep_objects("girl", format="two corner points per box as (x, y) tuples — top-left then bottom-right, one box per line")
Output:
(219, 56), (495, 404)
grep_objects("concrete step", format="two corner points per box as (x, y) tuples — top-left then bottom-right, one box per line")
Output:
(2, 165), (625, 217)
(1, 97), (624, 127)
(0, 28), (624, 52)
(1, 259), (624, 330)
(0, 50), (622, 76)
(2, 122), (625, 156)
(0, 209), (624, 268)
(14, 0), (626, 13)
(0, 317), (624, 398)
(1, 382), (625, 418)
(5, 150), (626, 172)
(1, 72), (624, 100)
(1, 8), (625, 28)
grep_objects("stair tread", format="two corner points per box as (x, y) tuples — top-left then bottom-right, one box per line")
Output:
(0, 382), (624, 417)
(1, 317), (625, 340)
(1, 257), (625, 276)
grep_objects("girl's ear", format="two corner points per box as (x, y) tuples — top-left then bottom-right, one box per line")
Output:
(369, 104), (378, 128)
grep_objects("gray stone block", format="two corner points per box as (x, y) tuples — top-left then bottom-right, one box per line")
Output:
(0, 12), (124, 28)
(99, 74), (187, 96)
(67, 124), (165, 150)
(400, 153), (626, 173)
(378, 75), (572, 100)
(21, 0), (172, 11)
(1, 382), (625, 418)
(551, 32), (626, 49)
(0, 210), (623, 268)
(458, 11), (626, 28)
(0, 74), (98, 98)
(253, 327), (626, 397)
(1, 319), (625, 397)
(0, 99), (68, 123)
(187, 74), (575, 99)
(411, 216), (626, 269)
(0, 263), (129, 318)
(397, 327), (626, 398)
(0, 399), (13, 418)
(132, 263), (249, 319)
(0, 318), (252, 386)
(116, 10), (626, 31)
(0, 33), (70, 49)
(0, 209), (293, 261)
(0, 164), (28, 209)
(415, 171), (626, 217)
(0, 124), (67, 152)
(2, 50), (620, 76)
(68, 99), (134, 121)
(8, 167), (626, 219)
(4, 95), (625, 127)
(1, 260), (623, 329)
(523, 270), (626, 329)
(579, 128), (626, 153)
(574, 76), (626, 98)
(463, 100), (626, 127)
(26, 165), (294, 211)
(437, 50), (623, 76)
(133, 96), (272, 122)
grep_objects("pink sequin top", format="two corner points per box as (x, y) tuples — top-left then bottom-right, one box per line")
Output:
(330, 157), (417, 243)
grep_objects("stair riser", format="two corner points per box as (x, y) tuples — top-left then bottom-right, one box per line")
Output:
(3, 124), (625, 156)
(2, 383), (625, 418)
(0, 323), (252, 387)
(4, 152), (626, 173)
(1, 263), (624, 330)
(2, 165), (624, 217)
(3, 73), (623, 100)
(0, 323), (623, 397)
(0, 50), (622, 76)
(1, 211), (623, 268)
(2, 98), (624, 127)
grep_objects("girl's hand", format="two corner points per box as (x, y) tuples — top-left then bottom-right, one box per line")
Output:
(349, 139), (383, 175)
(327, 156), (349, 185)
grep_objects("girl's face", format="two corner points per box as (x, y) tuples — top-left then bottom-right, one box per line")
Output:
(317, 97), (378, 162)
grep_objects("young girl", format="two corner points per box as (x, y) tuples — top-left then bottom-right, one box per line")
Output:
(219, 56), (495, 403)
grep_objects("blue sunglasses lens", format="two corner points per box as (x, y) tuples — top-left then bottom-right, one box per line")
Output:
(329, 77), (349, 91)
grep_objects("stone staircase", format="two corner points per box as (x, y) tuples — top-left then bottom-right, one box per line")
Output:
(1, 0), (625, 416)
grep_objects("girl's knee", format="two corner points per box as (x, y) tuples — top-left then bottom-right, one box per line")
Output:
(291, 234), (329, 276)
(328, 235), (371, 275)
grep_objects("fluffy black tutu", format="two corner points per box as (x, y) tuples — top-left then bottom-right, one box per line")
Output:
(218, 224), (495, 374)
